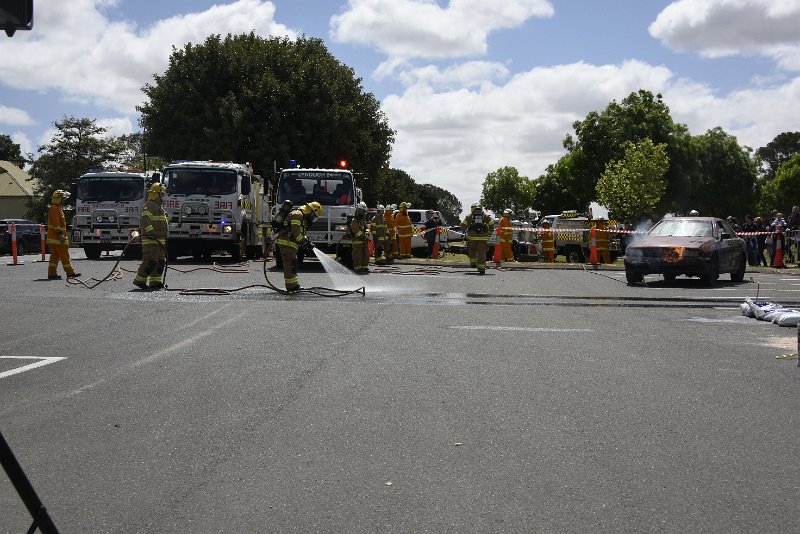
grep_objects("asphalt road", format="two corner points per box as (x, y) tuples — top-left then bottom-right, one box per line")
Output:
(2, 251), (800, 533)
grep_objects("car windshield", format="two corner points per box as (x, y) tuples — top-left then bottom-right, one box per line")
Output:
(77, 176), (144, 201)
(649, 219), (713, 237)
(163, 168), (238, 195)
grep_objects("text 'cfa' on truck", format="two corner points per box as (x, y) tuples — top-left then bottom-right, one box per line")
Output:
(270, 161), (362, 268)
(71, 170), (150, 260)
(154, 160), (269, 262)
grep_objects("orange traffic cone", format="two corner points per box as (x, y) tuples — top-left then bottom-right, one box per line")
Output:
(492, 225), (502, 264)
(589, 227), (598, 265)
(432, 227), (440, 259)
(774, 232), (784, 268)
(368, 238), (374, 257)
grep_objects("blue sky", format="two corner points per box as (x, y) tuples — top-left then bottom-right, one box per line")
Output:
(1, 0), (799, 213)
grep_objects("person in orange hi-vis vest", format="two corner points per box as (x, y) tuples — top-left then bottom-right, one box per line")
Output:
(395, 202), (413, 258)
(47, 190), (80, 280)
(595, 218), (611, 264)
(540, 220), (555, 262)
(498, 209), (515, 264)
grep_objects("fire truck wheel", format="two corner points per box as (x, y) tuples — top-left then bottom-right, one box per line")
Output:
(84, 245), (102, 260)
(565, 246), (584, 264)
(229, 245), (242, 262)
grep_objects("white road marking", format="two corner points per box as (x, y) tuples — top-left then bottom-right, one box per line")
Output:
(450, 326), (592, 332)
(0, 356), (66, 379)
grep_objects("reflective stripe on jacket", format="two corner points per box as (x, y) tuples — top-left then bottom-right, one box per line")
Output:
(275, 209), (306, 251)
(140, 200), (168, 246)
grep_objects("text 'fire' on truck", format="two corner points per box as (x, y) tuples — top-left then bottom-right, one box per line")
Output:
(272, 165), (362, 267)
(156, 161), (268, 262)
(71, 171), (149, 259)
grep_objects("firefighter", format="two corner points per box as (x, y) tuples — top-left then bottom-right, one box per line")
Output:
(462, 203), (494, 274)
(350, 201), (370, 274)
(275, 201), (323, 291)
(498, 208), (515, 265)
(595, 218), (611, 264)
(387, 203), (398, 256)
(395, 202), (413, 259)
(540, 220), (555, 263)
(133, 183), (168, 289)
(370, 204), (390, 264)
(46, 189), (80, 280)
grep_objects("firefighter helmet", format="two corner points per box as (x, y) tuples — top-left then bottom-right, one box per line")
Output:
(147, 183), (167, 200)
(356, 201), (367, 216)
(471, 203), (482, 214)
(304, 201), (323, 222)
(376, 204), (385, 212)
(503, 209), (512, 216)
(51, 189), (70, 203)
(689, 209), (699, 216)
(399, 202), (407, 210)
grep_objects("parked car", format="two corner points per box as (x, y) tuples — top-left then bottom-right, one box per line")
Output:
(0, 219), (45, 255)
(623, 216), (747, 286)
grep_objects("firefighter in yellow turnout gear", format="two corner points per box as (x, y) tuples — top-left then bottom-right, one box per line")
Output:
(134, 184), (168, 289)
(370, 204), (391, 264)
(594, 218), (611, 264)
(350, 202), (370, 274)
(47, 190), (80, 280)
(498, 209), (515, 263)
(395, 202), (413, 258)
(384, 204), (397, 259)
(462, 203), (494, 275)
(275, 201), (323, 292)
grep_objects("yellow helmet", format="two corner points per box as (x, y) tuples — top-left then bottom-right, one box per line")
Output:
(148, 183), (166, 200)
(308, 201), (323, 218)
(51, 189), (70, 203)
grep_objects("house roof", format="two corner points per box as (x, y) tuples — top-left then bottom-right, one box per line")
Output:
(0, 160), (38, 197)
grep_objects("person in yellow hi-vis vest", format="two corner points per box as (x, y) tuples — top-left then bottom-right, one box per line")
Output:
(395, 202), (413, 258)
(595, 218), (611, 264)
(498, 209), (515, 264)
(134, 184), (168, 289)
(384, 204), (397, 260)
(540, 220), (555, 262)
(47, 190), (80, 280)
(462, 203), (494, 274)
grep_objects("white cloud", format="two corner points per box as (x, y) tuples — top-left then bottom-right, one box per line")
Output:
(0, 0), (296, 114)
(384, 59), (800, 213)
(397, 61), (511, 89)
(10, 132), (34, 156)
(0, 105), (35, 126)
(331, 0), (553, 64)
(650, 0), (800, 70)
(96, 117), (136, 138)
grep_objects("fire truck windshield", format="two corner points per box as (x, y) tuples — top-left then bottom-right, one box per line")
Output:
(77, 176), (144, 201)
(163, 169), (238, 195)
(277, 171), (354, 206)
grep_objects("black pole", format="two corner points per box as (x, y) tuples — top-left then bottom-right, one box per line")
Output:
(0, 431), (60, 534)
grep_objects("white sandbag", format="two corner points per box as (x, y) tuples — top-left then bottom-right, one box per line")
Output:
(776, 312), (800, 327)
(764, 309), (794, 322)
(741, 302), (755, 317)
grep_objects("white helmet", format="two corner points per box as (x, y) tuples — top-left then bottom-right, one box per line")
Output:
(356, 201), (367, 216)
(376, 204), (385, 212)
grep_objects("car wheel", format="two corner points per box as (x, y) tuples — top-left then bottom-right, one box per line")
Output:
(16, 239), (26, 256)
(625, 270), (643, 285)
(702, 254), (719, 287)
(731, 254), (746, 282)
(663, 273), (676, 282)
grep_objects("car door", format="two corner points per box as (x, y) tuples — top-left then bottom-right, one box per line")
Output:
(716, 220), (739, 272)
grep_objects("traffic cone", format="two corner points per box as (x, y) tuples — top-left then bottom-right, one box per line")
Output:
(492, 225), (502, 264)
(589, 227), (598, 265)
(774, 232), (784, 268)
(368, 238), (374, 257)
(432, 227), (440, 259)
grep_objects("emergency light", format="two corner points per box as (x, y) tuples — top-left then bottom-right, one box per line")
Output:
(339, 160), (347, 168)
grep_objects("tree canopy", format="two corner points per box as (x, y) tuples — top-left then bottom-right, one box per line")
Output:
(756, 131), (800, 181)
(0, 133), (29, 168)
(758, 153), (800, 215)
(27, 117), (122, 221)
(372, 168), (462, 223)
(138, 33), (394, 197)
(480, 166), (536, 217)
(596, 138), (669, 222)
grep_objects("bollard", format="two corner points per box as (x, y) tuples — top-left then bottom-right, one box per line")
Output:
(40, 224), (46, 262)
(7, 222), (24, 266)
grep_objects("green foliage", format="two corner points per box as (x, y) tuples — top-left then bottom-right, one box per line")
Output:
(596, 139), (669, 221)
(415, 183), (462, 225)
(534, 157), (577, 215)
(691, 127), (757, 217)
(27, 117), (122, 222)
(755, 131), (800, 181)
(371, 168), (462, 223)
(0, 133), (29, 168)
(758, 153), (800, 216)
(116, 132), (168, 173)
(480, 166), (536, 217)
(138, 33), (394, 196)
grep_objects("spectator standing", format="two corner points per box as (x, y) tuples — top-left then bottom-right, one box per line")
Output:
(423, 210), (440, 258)
(741, 215), (758, 266)
(754, 217), (769, 267)
(787, 206), (800, 264)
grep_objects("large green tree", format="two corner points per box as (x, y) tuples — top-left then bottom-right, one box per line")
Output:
(596, 138), (669, 221)
(756, 131), (800, 181)
(371, 167), (462, 223)
(758, 153), (800, 216)
(558, 90), (694, 212)
(691, 127), (757, 217)
(138, 33), (394, 198)
(414, 183), (462, 224)
(533, 157), (578, 216)
(27, 117), (122, 221)
(480, 166), (536, 217)
(0, 133), (29, 168)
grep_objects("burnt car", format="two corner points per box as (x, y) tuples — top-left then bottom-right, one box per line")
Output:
(624, 217), (747, 286)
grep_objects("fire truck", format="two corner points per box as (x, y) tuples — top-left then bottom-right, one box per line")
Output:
(272, 164), (362, 266)
(156, 161), (267, 261)
(71, 171), (149, 259)
(537, 210), (621, 262)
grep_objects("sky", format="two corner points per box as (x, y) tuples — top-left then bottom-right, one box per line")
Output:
(1, 0), (799, 215)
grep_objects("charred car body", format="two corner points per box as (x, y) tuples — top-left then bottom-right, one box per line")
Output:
(624, 217), (747, 286)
